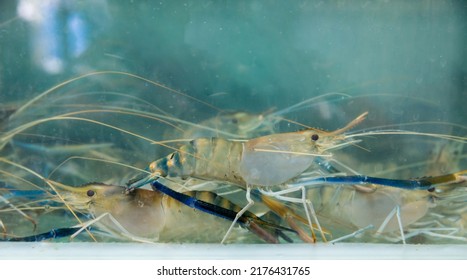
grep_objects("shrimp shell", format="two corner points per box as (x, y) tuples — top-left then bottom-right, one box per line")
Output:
(139, 112), (367, 188)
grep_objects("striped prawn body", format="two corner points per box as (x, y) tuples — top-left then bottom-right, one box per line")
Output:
(143, 112), (368, 188)
(151, 138), (247, 186)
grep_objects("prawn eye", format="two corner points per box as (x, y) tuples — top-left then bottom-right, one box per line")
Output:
(311, 134), (319, 141)
(86, 189), (95, 197)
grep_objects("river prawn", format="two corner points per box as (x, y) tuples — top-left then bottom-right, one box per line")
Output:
(1, 179), (296, 243)
(171, 92), (349, 140)
(127, 112), (368, 188)
(175, 111), (275, 140)
(288, 170), (466, 244)
(126, 112), (369, 243)
(270, 138), (467, 244)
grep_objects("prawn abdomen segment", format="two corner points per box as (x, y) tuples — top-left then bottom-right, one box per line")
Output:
(150, 138), (245, 185)
(239, 132), (316, 186)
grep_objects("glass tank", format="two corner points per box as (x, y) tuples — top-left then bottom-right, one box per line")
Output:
(0, 0), (466, 258)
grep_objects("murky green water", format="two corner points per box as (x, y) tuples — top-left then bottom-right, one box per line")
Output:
(0, 1), (466, 245)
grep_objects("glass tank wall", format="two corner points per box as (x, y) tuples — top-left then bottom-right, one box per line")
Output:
(0, 0), (466, 254)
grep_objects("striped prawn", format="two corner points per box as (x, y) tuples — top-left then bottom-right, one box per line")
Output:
(0, 178), (297, 243)
(126, 112), (369, 243)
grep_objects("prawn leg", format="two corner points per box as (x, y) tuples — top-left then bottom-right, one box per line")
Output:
(151, 181), (295, 243)
(220, 185), (254, 244)
(374, 205), (406, 244)
(330, 225), (374, 244)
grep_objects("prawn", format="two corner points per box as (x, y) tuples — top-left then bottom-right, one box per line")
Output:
(165, 92), (351, 140)
(12, 181), (295, 243)
(126, 112), (369, 243)
(127, 111), (367, 189)
(177, 111), (275, 139)
(293, 169), (467, 244)
(274, 137), (467, 244)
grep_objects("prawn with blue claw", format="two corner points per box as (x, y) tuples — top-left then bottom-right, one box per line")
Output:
(126, 111), (467, 244)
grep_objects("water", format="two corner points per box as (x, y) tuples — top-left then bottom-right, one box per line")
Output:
(0, 0), (466, 248)
(2, 1), (466, 112)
